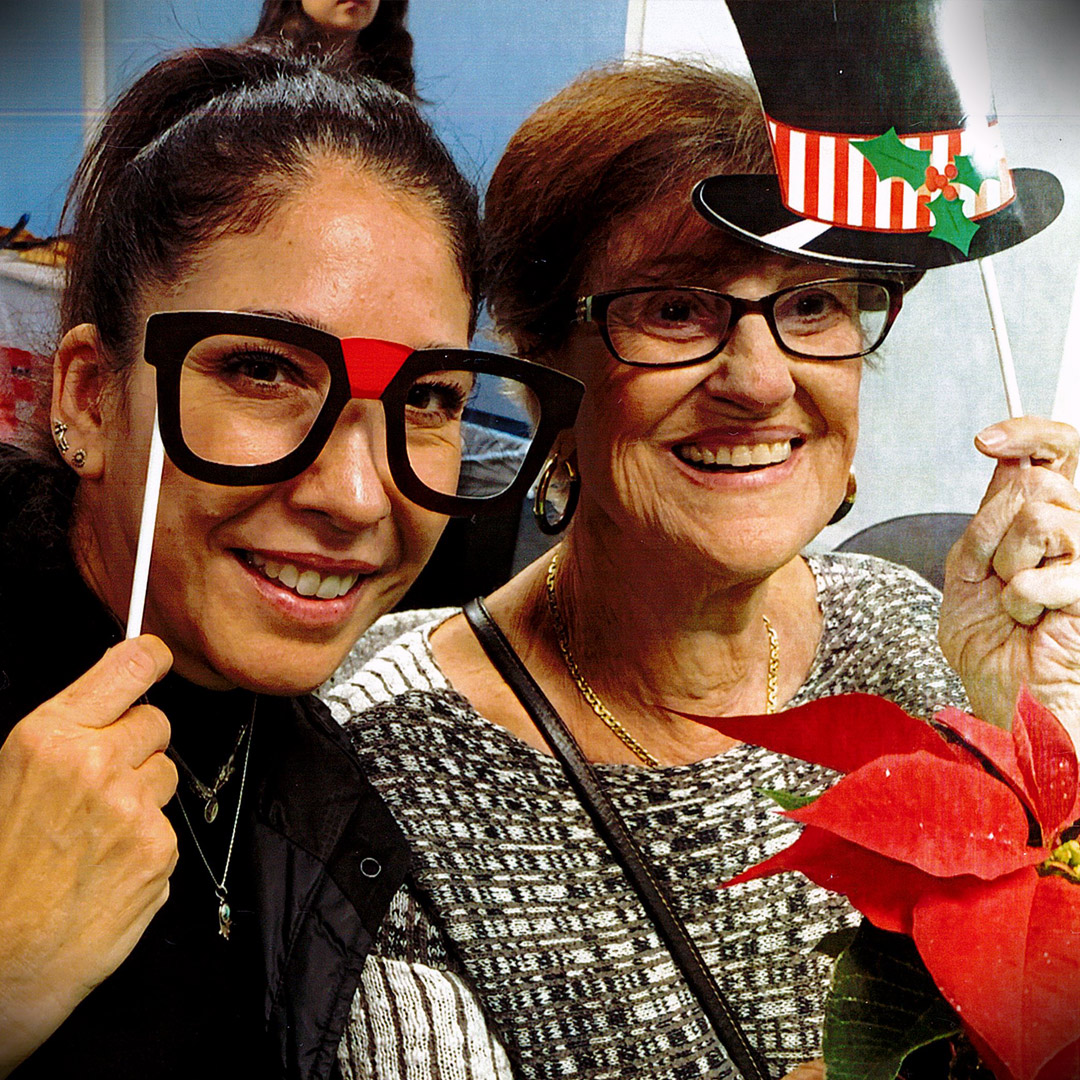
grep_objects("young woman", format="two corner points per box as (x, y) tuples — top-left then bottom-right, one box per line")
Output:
(0, 44), (578, 1079)
(250, 0), (417, 98)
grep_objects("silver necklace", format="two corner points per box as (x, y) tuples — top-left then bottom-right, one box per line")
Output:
(174, 703), (256, 940)
(171, 714), (252, 823)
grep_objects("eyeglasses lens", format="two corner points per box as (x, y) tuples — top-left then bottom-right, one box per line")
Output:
(606, 290), (732, 366)
(773, 282), (891, 357)
(404, 370), (540, 500)
(179, 334), (332, 466)
(605, 282), (891, 363)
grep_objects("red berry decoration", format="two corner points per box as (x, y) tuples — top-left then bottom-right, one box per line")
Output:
(944, 162), (958, 180)
(943, 184), (958, 201)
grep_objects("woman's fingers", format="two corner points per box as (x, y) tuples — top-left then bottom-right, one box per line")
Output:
(992, 501), (1080, 583)
(47, 635), (173, 730)
(1002, 562), (1080, 625)
(976, 417), (1079, 476)
(947, 468), (1080, 584)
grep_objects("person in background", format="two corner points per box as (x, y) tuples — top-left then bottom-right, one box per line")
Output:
(251, 0), (417, 98)
(0, 44), (577, 1079)
(323, 59), (1080, 1079)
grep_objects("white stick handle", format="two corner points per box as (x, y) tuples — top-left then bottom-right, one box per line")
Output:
(125, 407), (165, 639)
(979, 255), (1024, 420)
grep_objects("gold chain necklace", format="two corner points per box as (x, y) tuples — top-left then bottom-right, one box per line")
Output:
(544, 550), (779, 768)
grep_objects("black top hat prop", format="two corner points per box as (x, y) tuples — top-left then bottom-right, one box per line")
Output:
(692, 0), (1064, 272)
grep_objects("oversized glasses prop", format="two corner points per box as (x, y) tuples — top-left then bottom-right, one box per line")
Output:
(124, 310), (583, 637)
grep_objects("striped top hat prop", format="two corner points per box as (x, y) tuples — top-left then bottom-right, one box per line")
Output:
(693, 0), (1063, 271)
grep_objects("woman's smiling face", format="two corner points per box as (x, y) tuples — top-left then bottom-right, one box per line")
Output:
(561, 198), (863, 579)
(72, 158), (471, 692)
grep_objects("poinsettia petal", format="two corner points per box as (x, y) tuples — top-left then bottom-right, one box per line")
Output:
(934, 705), (1034, 808)
(1036, 1037), (1080, 1080)
(788, 752), (1044, 879)
(722, 824), (934, 935)
(678, 693), (961, 774)
(1012, 687), (1080, 841)
(914, 870), (1080, 1080)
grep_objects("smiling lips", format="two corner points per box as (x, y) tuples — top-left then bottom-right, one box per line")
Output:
(674, 438), (795, 470)
(244, 551), (363, 599)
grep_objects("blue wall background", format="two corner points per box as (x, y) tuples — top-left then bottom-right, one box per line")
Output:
(0, 0), (627, 237)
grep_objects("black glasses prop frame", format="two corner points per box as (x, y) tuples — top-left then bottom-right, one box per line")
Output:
(144, 310), (583, 516)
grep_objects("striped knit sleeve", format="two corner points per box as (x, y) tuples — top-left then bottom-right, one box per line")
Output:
(337, 960), (515, 1080)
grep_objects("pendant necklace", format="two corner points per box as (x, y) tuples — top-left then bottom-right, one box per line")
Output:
(173, 699), (257, 940)
(170, 712), (252, 824)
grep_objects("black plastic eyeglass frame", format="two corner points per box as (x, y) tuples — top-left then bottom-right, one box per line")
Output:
(575, 277), (905, 366)
(143, 310), (583, 517)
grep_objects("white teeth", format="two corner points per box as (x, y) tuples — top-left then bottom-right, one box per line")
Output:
(296, 570), (321, 597)
(245, 553), (360, 600)
(316, 575), (342, 600)
(675, 440), (793, 469)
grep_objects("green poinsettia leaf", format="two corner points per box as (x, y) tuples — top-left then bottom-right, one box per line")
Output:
(928, 195), (980, 255)
(952, 154), (995, 197)
(823, 921), (961, 1080)
(814, 925), (860, 959)
(852, 128), (931, 190)
(754, 786), (819, 811)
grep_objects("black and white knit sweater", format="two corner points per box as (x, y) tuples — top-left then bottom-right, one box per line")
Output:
(322, 553), (968, 1080)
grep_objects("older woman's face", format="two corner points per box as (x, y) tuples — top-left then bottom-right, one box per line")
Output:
(562, 202), (862, 578)
(80, 159), (470, 692)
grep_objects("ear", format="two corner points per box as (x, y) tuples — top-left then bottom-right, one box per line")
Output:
(51, 323), (110, 478)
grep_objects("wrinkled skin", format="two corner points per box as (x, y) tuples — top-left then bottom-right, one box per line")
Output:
(940, 417), (1080, 744)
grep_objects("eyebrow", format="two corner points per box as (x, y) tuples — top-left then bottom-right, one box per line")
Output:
(242, 308), (460, 352)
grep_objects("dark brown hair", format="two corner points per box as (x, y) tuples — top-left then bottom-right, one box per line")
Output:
(252, 0), (416, 99)
(60, 44), (479, 371)
(484, 59), (774, 359)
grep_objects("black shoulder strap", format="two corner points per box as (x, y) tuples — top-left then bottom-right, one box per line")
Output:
(462, 597), (771, 1080)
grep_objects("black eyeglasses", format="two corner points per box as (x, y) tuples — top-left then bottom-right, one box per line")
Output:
(575, 278), (905, 366)
(143, 310), (583, 516)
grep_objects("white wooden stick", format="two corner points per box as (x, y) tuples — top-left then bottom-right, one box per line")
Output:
(979, 255), (1024, 419)
(125, 407), (165, 639)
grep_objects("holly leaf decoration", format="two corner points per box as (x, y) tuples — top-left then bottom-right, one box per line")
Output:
(851, 128), (931, 190)
(823, 921), (961, 1080)
(953, 154), (996, 197)
(928, 196), (980, 255)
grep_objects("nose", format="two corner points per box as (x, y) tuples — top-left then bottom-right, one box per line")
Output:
(702, 313), (796, 413)
(285, 400), (393, 532)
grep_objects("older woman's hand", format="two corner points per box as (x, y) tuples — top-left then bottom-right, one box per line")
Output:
(939, 417), (1080, 742)
(0, 636), (178, 1076)
(782, 1060), (826, 1079)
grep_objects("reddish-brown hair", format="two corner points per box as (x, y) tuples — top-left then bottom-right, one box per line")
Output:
(484, 59), (773, 359)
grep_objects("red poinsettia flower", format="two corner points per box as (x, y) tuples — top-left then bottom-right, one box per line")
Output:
(693, 689), (1080, 1080)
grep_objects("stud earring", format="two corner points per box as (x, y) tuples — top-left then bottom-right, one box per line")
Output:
(532, 453), (580, 535)
(52, 419), (70, 455)
(828, 472), (857, 525)
(72, 449), (87, 468)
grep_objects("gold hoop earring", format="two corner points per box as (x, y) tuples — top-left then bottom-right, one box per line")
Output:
(828, 472), (857, 525)
(532, 454), (580, 535)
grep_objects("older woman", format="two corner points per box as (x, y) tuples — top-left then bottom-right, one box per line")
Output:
(324, 60), (1080, 1079)
(0, 45), (578, 1079)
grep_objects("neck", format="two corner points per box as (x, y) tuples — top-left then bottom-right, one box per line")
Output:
(501, 503), (822, 764)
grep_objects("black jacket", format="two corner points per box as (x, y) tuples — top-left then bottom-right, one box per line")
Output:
(0, 444), (410, 1079)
